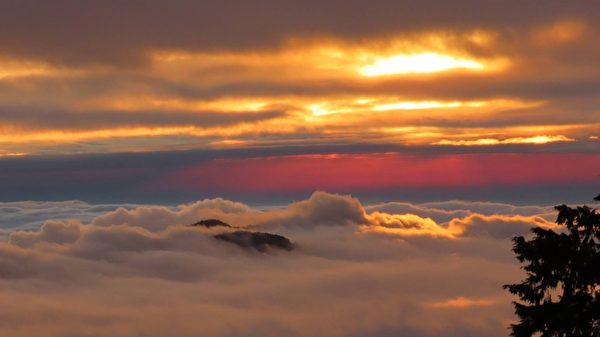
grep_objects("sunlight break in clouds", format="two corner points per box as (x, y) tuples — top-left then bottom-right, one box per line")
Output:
(0, 22), (598, 155)
(0, 59), (54, 79)
(0, 3), (599, 157)
(359, 52), (486, 76)
(434, 135), (575, 146)
(426, 296), (497, 308)
(0, 151), (27, 157)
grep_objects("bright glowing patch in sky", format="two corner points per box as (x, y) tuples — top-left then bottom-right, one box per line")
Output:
(0, 62), (51, 79)
(426, 296), (497, 308)
(360, 52), (485, 76)
(435, 135), (574, 146)
(0, 151), (28, 157)
(306, 98), (539, 116)
(0, 31), (594, 157)
(372, 101), (485, 111)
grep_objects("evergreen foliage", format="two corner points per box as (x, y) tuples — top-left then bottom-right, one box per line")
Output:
(504, 196), (600, 336)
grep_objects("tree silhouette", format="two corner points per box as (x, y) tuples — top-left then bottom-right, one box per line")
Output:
(504, 195), (600, 336)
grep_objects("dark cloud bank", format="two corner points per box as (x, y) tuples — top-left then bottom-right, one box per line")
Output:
(1, 0), (597, 65)
(0, 191), (585, 337)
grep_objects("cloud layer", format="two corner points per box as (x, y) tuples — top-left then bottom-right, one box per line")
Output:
(0, 1), (598, 155)
(0, 191), (580, 337)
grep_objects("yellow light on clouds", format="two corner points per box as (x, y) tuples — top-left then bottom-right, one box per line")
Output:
(435, 135), (574, 146)
(373, 101), (485, 111)
(427, 296), (496, 309)
(533, 19), (586, 46)
(0, 62), (52, 79)
(308, 98), (540, 116)
(360, 52), (485, 77)
(0, 152), (28, 157)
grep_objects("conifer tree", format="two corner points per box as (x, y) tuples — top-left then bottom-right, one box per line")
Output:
(504, 195), (600, 336)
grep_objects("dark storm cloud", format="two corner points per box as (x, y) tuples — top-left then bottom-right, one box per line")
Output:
(1, 0), (597, 65)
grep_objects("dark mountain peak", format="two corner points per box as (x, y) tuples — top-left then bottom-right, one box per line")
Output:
(594, 194), (600, 201)
(215, 231), (294, 252)
(190, 219), (232, 228)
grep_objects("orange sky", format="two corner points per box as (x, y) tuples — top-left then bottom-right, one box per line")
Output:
(0, 16), (599, 156)
(0, 1), (598, 202)
(1, 4), (600, 337)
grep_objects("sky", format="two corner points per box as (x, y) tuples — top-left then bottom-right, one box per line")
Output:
(0, 0), (599, 204)
(0, 1), (600, 336)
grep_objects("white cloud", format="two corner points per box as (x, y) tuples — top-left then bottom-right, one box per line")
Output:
(0, 191), (559, 337)
(0, 200), (141, 230)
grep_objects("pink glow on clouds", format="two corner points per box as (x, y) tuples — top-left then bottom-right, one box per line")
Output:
(155, 153), (600, 192)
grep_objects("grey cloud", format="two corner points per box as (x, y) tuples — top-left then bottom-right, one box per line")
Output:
(420, 200), (553, 217)
(0, 106), (285, 130)
(1, 1), (596, 66)
(261, 191), (368, 228)
(0, 200), (141, 230)
(366, 202), (472, 223)
(91, 198), (252, 231)
(0, 191), (561, 336)
(5, 221), (278, 281)
(90, 191), (368, 232)
(9, 219), (80, 248)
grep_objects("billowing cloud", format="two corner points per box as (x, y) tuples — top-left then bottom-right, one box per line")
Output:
(89, 191), (366, 232)
(0, 200), (141, 230)
(0, 191), (558, 336)
(363, 211), (555, 239)
(9, 219), (81, 248)
(448, 213), (555, 239)
(366, 199), (555, 223)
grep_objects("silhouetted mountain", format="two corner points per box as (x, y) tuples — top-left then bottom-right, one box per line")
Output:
(594, 194), (600, 201)
(190, 219), (232, 228)
(215, 231), (294, 252)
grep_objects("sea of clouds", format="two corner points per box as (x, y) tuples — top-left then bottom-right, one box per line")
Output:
(0, 191), (584, 337)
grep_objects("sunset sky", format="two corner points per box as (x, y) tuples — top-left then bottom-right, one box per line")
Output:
(0, 2), (599, 337)
(0, 0), (599, 203)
